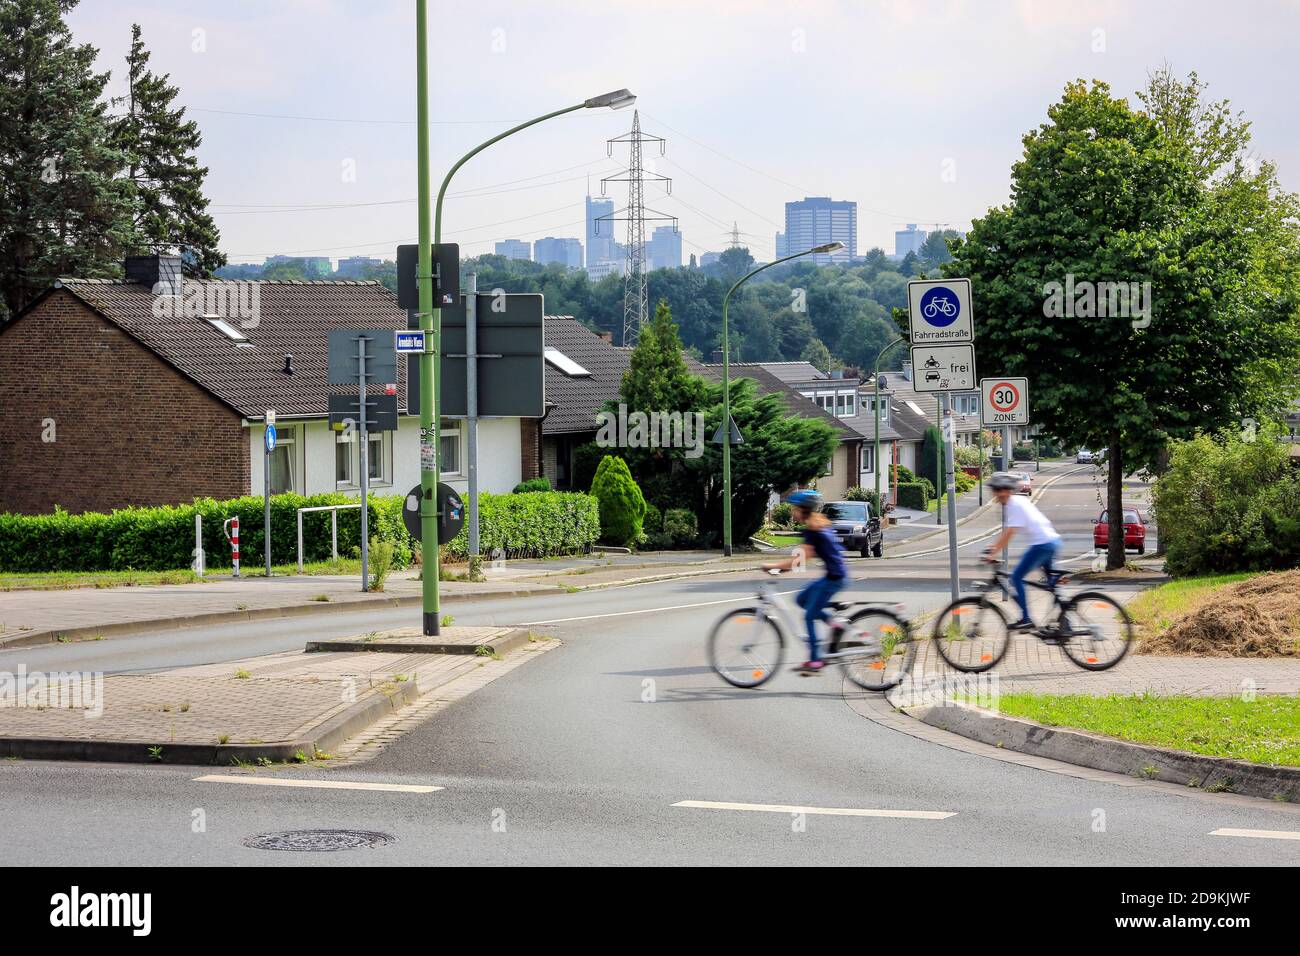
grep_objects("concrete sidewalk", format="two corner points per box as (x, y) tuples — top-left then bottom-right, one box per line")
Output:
(0, 551), (770, 649)
(0, 625), (554, 764)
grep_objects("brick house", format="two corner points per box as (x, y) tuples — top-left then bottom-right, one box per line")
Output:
(0, 255), (536, 515)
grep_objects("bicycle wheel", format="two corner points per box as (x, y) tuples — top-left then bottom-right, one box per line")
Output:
(931, 598), (1010, 673)
(1056, 592), (1133, 670)
(831, 607), (913, 691)
(708, 608), (784, 687)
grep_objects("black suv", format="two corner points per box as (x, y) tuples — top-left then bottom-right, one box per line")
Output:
(821, 500), (884, 558)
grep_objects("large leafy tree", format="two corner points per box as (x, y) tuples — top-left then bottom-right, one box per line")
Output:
(0, 0), (132, 320)
(947, 79), (1300, 568)
(110, 23), (224, 276)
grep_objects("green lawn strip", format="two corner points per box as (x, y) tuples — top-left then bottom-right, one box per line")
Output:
(1126, 572), (1257, 642)
(0, 558), (371, 591)
(991, 692), (1300, 767)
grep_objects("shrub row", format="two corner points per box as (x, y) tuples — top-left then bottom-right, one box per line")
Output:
(895, 482), (930, 512)
(0, 489), (599, 573)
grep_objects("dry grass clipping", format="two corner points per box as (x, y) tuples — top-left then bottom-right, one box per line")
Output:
(1143, 570), (1300, 657)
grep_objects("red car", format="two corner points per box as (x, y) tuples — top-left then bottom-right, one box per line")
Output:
(1093, 507), (1148, 554)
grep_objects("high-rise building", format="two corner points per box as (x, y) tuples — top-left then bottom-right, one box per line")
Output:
(646, 225), (682, 271)
(783, 197), (856, 265)
(494, 239), (532, 261)
(894, 223), (927, 258)
(774, 231), (787, 258)
(336, 256), (382, 278)
(534, 237), (583, 269)
(586, 194), (615, 265)
(586, 260), (625, 281)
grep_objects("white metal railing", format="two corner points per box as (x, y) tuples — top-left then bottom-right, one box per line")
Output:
(296, 504), (362, 573)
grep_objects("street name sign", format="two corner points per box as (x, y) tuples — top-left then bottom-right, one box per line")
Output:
(980, 377), (1030, 426)
(395, 330), (425, 353)
(907, 278), (973, 344)
(910, 344), (977, 392)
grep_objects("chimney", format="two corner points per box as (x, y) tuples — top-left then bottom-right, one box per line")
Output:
(901, 360), (913, 382)
(125, 254), (184, 296)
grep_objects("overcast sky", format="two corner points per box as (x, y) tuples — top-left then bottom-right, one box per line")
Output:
(68, 0), (1300, 264)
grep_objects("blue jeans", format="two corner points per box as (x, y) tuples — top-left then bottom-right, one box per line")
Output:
(795, 576), (844, 661)
(1012, 540), (1060, 622)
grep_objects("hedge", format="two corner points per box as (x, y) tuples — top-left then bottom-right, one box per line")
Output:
(0, 490), (599, 573)
(896, 482), (929, 511)
(439, 491), (600, 561)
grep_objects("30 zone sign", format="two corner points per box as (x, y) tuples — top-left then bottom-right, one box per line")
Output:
(980, 377), (1029, 425)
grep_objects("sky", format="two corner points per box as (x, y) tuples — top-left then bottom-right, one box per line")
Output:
(67, 0), (1300, 265)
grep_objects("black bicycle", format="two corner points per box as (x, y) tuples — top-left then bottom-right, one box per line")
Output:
(930, 562), (1134, 673)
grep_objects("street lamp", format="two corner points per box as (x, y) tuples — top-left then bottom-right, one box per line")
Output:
(872, 336), (905, 503)
(417, 3), (633, 634)
(719, 240), (844, 556)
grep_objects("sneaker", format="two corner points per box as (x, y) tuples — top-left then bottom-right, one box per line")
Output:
(797, 660), (826, 675)
(1009, 619), (1035, 631)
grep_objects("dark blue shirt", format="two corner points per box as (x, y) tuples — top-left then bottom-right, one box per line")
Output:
(803, 526), (847, 580)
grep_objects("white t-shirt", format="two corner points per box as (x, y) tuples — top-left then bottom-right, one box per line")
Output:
(1003, 494), (1059, 546)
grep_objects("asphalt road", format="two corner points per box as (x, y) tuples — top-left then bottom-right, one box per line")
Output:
(2, 465), (1296, 866)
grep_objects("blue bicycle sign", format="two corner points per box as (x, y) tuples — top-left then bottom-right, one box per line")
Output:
(919, 287), (960, 326)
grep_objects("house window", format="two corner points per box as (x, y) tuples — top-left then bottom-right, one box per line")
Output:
(862, 444), (875, 473)
(368, 431), (391, 485)
(268, 425), (297, 494)
(335, 431), (355, 486)
(843, 393), (856, 417)
(439, 418), (461, 476)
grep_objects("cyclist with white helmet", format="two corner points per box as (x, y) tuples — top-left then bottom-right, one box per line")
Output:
(983, 472), (1061, 630)
(762, 489), (847, 674)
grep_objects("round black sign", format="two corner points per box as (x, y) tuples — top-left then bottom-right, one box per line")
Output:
(401, 483), (465, 543)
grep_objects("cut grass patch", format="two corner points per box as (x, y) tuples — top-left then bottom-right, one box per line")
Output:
(0, 569), (204, 591)
(992, 692), (1300, 767)
(1130, 570), (1300, 657)
(1128, 572), (1256, 641)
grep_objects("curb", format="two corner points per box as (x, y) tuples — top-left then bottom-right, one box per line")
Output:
(0, 562), (771, 651)
(909, 702), (1299, 803)
(0, 675), (425, 766)
(305, 626), (532, 656)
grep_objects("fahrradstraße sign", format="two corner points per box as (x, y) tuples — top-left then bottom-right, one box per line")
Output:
(907, 278), (973, 344)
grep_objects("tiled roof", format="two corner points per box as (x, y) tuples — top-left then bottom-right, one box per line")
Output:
(698, 364), (865, 441)
(46, 278), (411, 419)
(724, 360), (831, 385)
(541, 317), (631, 435)
(866, 380), (983, 437)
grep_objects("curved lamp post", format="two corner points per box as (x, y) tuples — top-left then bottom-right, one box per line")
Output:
(872, 335), (905, 503)
(719, 240), (844, 556)
(416, 7), (633, 635)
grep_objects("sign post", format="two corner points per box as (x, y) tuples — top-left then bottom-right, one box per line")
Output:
(465, 273), (480, 560)
(908, 278), (976, 601)
(981, 377), (1030, 588)
(264, 410), (276, 576)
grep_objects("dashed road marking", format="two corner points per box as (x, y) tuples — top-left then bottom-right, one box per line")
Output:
(673, 799), (954, 820)
(192, 774), (442, 793)
(1209, 827), (1300, 842)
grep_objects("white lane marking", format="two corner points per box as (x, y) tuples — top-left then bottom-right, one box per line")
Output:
(1209, 828), (1300, 842)
(673, 799), (954, 820)
(520, 591), (795, 626)
(192, 775), (442, 793)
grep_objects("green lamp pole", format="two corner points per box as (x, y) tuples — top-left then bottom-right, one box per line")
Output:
(871, 335), (904, 503)
(416, 7), (633, 635)
(720, 240), (844, 556)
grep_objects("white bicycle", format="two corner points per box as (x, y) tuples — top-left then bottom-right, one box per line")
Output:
(707, 570), (915, 691)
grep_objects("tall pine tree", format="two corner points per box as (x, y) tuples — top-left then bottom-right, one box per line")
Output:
(0, 0), (133, 320)
(111, 23), (224, 276)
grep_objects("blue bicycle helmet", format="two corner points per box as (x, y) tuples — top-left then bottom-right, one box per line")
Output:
(786, 489), (822, 510)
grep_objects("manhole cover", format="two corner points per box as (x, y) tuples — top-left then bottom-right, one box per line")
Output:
(242, 829), (397, 852)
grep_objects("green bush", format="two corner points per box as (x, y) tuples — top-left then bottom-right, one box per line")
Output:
(511, 477), (551, 494)
(0, 492), (411, 573)
(770, 502), (794, 529)
(844, 486), (884, 517)
(663, 508), (698, 546)
(590, 455), (647, 547)
(440, 491), (600, 561)
(643, 502), (663, 534)
(896, 482), (929, 511)
(570, 442), (612, 492)
(1012, 442), (1036, 461)
(368, 536), (394, 591)
(1152, 428), (1300, 576)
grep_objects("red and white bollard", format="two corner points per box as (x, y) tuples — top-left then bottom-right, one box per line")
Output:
(224, 517), (241, 578)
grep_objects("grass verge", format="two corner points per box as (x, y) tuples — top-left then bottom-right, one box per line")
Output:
(992, 692), (1300, 767)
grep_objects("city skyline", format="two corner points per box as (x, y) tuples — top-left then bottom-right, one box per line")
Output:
(63, 1), (1300, 268)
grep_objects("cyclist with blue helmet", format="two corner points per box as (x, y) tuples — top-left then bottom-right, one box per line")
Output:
(762, 488), (848, 674)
